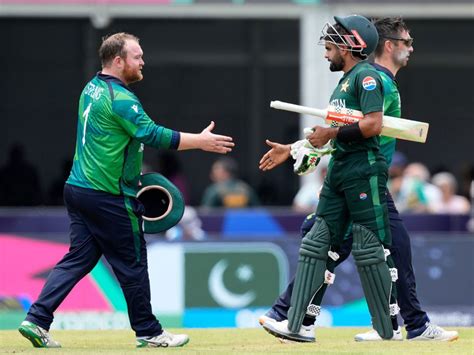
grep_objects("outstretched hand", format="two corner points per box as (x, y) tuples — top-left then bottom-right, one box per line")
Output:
(199, 121), (235, 154)
(259, 140), (291, 171)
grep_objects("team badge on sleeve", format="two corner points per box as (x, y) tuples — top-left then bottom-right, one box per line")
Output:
(362, 76), (377, 91)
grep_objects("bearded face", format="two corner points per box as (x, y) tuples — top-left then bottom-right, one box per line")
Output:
(325, 42), (346, 72)
(121, 40), (144, 85)
(329, 52), (345, 72)
(123, 59), (143, 84)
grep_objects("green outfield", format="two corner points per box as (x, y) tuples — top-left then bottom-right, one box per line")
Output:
(1, 327), (472, 354)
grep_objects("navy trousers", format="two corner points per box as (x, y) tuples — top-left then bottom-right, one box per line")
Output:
(26, 184), (162, 337)
(272, 192), (430, 331)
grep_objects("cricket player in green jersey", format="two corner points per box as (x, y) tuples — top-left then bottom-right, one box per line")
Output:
(259, 18), (458, 343)
(259, 15), (396, 342)
(19, 32), (234, 349)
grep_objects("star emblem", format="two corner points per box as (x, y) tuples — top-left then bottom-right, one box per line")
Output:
(236, 264), (254, 282)
(341, 80), (350, 92)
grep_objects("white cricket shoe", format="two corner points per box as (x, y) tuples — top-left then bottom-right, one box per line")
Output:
(136, 330), (189, 348)
(262, 319), (315, 343)
(354, 326), (403, 341)
(259, 314), (278, 326)
(407, 323), (458, 342)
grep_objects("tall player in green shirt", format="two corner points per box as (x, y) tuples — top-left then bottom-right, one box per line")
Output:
(259, 18), (458, 343)
(19, 33), (234, 349)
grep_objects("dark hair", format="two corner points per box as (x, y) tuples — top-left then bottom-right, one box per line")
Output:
(99, 32), (139, 67)
(323, 23), (346, 43)
(373, 17), (409, 57)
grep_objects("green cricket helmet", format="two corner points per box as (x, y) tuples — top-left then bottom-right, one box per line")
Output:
(137, 173), (185, 234)
(320, 15), (378, 58)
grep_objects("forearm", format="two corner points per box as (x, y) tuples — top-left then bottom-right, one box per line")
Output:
(336, 112), (383, 142)
(359, 111), (383, 137)
(177, 132), (202, 151)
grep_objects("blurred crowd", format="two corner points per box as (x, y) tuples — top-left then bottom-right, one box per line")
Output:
(293, 151), (472, 215)
(0, 144), (472, 219)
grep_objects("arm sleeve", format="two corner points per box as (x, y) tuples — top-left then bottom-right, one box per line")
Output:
(356, 70), (384, 115)
(383, 87), (401, 118)
(112, 95), (180, 150)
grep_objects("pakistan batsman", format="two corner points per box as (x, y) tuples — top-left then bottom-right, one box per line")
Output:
(259, 18), (458, 342)
(258, 14), (396, 343)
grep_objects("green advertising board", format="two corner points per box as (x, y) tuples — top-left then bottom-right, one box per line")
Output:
(184, 243), (288, 308)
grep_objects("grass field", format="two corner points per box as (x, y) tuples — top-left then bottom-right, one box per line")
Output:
(1, 327), (472, 354)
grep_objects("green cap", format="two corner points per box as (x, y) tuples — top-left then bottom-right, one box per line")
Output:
(137, 173), (185, 234)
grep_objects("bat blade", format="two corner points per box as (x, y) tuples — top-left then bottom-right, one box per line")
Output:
(381, 116), (429, 143)
(271, 100), (429, 143)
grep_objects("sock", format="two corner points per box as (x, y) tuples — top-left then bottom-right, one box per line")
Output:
(302, 315), (315, 327)
(391, 316), (399, 330)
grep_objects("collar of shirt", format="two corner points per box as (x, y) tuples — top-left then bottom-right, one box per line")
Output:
(97, 72), (129, 89)
(370, 63), (395, 81)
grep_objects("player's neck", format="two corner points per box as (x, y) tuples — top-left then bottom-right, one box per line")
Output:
(342, 57), (360, 73)
(374, 57), (399, 77)
(101, 67), (126, 84)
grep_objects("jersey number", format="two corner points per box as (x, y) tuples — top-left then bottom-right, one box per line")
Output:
(82, 103), (92, 146)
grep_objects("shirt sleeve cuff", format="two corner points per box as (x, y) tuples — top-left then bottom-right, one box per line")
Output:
(170, 130), (181, 150)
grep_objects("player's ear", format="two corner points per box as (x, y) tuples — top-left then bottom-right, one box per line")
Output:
(113, 55), (124, 68)
(385, 40), (394, 53)
(338, 45), (347, 55)
(340, 46), (350, 57)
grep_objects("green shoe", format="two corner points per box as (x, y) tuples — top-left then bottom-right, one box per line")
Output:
(18, 321), (61, 348)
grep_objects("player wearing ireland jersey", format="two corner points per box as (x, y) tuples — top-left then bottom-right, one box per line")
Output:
(67, 73), (181, 198)
(19, 32), (234, 349)
(259, 17), (458, 343)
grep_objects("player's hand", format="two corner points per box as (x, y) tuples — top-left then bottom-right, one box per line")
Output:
(307, 126), (336, 148)
(199, 121), (235, 154)
(259, 140), (291, 171)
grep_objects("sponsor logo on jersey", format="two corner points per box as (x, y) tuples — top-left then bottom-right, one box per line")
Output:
(131, 104), (138, 113)
(362, 76), (377, 91)
(359, 192), (368, 200)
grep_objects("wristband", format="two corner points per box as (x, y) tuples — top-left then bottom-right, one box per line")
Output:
(336, 122), (364, 143)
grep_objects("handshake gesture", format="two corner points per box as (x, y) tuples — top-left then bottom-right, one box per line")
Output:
(290, 139), (334, 175)
(259, 130), (334, 175)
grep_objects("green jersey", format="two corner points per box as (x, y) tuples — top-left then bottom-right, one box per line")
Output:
(67, 73), (180, 197)
(329, 61), (384, 159)
(372, 63), (401, 167)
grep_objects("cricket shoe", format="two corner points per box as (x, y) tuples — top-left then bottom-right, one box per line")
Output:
(407, 323), (458, 342)
(18, 321), (61, 348)
(258, 309), (285, 326)
(354, 326), (403, 341)
(262, 319), (315, 343)
(136, 330), (189, 348)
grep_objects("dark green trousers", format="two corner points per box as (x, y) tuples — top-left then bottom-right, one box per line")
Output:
(316, 150), (391, 247)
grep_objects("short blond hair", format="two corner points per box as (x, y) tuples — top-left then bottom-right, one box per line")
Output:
(99, 32), (139, 67)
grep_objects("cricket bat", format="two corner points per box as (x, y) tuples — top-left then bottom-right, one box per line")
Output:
(270, 100), (429, 143)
